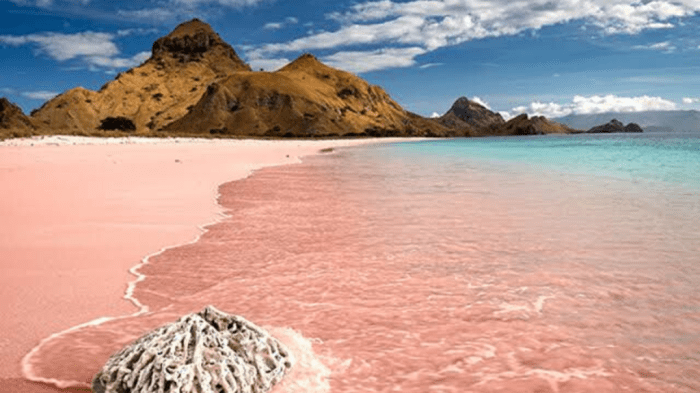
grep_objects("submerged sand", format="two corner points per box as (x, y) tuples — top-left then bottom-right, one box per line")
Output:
(0, 136), (398, 393)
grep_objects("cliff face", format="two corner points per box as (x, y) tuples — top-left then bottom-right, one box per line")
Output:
(31, 19), (250, 134)
(0, 98), (34, 131)
(164, 54), (454, 137)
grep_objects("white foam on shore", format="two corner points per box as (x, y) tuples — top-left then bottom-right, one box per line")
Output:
(18, 136), (420, 389)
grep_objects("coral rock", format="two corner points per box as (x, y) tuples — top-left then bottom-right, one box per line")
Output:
(92, 306), (292, 393)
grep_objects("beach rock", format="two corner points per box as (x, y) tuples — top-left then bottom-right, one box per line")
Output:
(92, 306), (292, 393)
(587, 119), (644, 133)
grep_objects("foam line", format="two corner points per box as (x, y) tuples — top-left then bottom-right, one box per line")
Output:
(19, 148), (333, 389)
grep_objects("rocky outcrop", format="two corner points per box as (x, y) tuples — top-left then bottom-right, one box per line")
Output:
(163, 53), (454, 137)
(493, 113), (577, 136)
(438, 97), (504, 130)
(587, 119), (643, 133)
(31, 19), (251, 134)
(0, 98), (34, 131)
(92, 306), (292, 393)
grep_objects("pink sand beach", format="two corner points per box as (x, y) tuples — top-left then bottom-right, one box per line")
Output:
(0, 136), (386, 393)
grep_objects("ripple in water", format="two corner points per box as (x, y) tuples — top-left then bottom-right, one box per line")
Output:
(24, 136), (700, 392)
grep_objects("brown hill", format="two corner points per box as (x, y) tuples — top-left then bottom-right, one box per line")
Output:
(438, 97), (504, 131)
(480, 113), (577, 136)
(31, 19), (250, 134)
(163, 54), (455, 137)
(0, 98), (34, 132)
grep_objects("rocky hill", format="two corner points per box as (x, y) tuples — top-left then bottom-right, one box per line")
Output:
(437, 97), (504, 131)
(164, 53), (455, 137)
(436, 97), (579, 136)
(16, 19), (455, 138)
(30, 19), (251, 134)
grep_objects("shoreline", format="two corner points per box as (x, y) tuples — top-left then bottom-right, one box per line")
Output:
(0, 136), (420, 392)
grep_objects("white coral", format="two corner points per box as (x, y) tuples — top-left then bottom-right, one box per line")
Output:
(92, 306), (292, 393)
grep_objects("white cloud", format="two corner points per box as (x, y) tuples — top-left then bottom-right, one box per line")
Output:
(21, 91), (58, 100)
(264, 22), (284, 30)
(0, 32), (118, 61)
(430, 112), (441, 118)
(509, 94), (677, 118)
(116, 28), (159, 37)
(471, 96), (491, 110)
(683, 97), (699, 104)
(322, 47), (427, 73)
(0, 31), (151, 70)
(8, 0), (89, 7)
(246, 0), (700, 72)
(419, 62), (443, 69)
(171, 0), (265, 7)
(632, 40), (676, 52)
(248, 57), (290, 71)
(116, 8), (177, 22)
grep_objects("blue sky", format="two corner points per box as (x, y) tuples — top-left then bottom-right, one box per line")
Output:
(1, 0), (700, 118)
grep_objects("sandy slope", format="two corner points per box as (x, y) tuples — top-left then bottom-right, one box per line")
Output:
(0, 136), (399, 392)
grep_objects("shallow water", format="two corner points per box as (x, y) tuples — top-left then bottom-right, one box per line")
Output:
(25, 132), (700, 392)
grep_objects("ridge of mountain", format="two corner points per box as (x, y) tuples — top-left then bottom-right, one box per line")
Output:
(163, 52), (456, 137)
(30, 19), (251, 134)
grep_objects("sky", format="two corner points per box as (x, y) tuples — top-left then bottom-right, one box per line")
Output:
(1, 0), (700, 119)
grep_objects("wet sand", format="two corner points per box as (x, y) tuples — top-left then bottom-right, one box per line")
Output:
(0, 136), (389, 393)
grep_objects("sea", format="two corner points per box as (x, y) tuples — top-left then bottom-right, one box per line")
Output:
(23, 130), (700, 392)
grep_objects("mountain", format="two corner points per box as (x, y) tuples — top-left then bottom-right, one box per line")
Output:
(20, 19), (457, 138)
(437, 97), (504, 131)
(0, 98), (34, 133)
(556, 110), (700, 133)
(30, 19), (251, 134)
(164, 53), (455, 137)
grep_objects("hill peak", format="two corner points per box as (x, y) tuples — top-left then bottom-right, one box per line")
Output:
(279, 53), (329, 73)
(151, 18), (250, 70)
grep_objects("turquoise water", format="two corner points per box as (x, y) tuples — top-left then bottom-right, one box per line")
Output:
(391, 131), (700, 190)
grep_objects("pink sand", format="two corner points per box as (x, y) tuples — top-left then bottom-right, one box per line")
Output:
(0, 136), (386, 392)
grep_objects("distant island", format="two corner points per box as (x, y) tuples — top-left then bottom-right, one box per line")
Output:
(0, 19), (643, 140)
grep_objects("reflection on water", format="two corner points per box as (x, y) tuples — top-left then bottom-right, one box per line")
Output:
(25, 135), (700, 392)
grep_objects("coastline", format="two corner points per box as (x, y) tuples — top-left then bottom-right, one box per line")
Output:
(0, 136), (418, 392)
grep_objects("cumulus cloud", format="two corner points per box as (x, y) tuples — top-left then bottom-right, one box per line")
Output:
(430, 112), (441, 118)
(683, 97), (699, 104)
(247, 0), (700, 72)
(509, 94), (677, 118)
(0, 31), (151, 70)
(322, 47), (427, 73)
